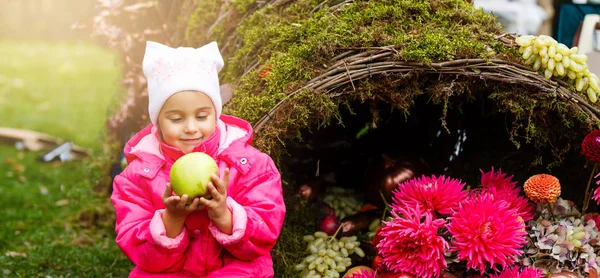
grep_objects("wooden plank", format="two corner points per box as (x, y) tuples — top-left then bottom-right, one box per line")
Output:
(0, 127), (91, 160)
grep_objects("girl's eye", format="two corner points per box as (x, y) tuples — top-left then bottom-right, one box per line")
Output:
(196, 116), (208, 120)
(170, 118), (183, 123)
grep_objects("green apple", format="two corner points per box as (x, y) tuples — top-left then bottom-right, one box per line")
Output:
(169, 152), (218, 203)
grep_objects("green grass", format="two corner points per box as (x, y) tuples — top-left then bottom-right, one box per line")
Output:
(0, 41), (133, 277)
(0, 40), (124, 151)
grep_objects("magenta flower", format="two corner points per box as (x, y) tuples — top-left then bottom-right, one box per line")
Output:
(593, 185), (600, 203)
(391, 175), (467, 216)
(480, 167), (517, 191)
(480, 168), (535, 222)
(447, 192), (527, 274)
(489, 266), (543, 278)
(376, 207), (448, 278)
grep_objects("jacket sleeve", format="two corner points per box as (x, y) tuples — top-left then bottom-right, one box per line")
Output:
(208, 154), (286, 260)
(111, 170), (190, 272)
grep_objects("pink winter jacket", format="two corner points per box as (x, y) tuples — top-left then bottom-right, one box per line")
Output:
(111, 115), (286, 277)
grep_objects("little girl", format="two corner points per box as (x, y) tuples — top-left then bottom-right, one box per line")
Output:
(111, 41), (286, 277)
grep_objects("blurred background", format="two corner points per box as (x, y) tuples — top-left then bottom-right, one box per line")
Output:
(0, 0), (96, 41)
(0, 0), (132, 276)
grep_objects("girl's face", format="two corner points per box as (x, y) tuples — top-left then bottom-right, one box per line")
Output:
(157, 90), (217, 153)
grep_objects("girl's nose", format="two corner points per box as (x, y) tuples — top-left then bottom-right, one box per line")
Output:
(183, 119), (198, 133)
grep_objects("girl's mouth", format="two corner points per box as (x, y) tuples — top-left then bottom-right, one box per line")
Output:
(180, 138), (202, 145)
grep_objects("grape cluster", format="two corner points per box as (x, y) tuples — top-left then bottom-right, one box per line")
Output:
(322, 187), (363, 220)
(516, 35), (599, 103)
(366, 218), (381, 239)
(296, 231), (365, 278)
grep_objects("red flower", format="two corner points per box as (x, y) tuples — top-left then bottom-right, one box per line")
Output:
(582, 130), (600, 163)
(258, 64), (273, 78)
(584, 212), (600, 230)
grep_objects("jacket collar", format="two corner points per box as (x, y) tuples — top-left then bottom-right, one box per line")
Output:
(124, 115), (254, 166)
(154, 125), (221, 163)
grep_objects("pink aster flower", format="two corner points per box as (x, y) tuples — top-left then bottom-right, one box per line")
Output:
(376, 207), (448, 278)
(480, 168), (535, 222)
(489, 266), (543, 278)
(480, 167), (517, 191)
(593, 177), (600, 204)
(447, 192), (527, 274)
(484, 186), (535, 223)
(391, 175), (467, 216)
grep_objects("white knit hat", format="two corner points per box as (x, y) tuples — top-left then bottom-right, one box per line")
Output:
(142, 41), (224, 125)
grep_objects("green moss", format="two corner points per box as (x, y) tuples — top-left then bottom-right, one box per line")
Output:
(231, 0), (256, 13)
(184, 0), (222, 45)
(206, 0), (505, 155)
(183, 0), (550, 158)
(223, 0), (502, 74)
(184, 0), (244, 54)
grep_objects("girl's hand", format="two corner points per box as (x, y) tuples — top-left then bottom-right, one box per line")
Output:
(200, 168), (232, 234)
(162, 183), (205, 221)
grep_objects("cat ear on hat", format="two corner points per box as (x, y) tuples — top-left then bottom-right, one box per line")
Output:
(142, 41), (173, 78)
(196, 41), (224, 73)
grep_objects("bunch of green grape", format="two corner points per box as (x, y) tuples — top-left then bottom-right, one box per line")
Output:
(516, 35), (599, 103)
(366, 218), (382, 239)
(295, 232), (365, 278)
(322, 187), (363, 220)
